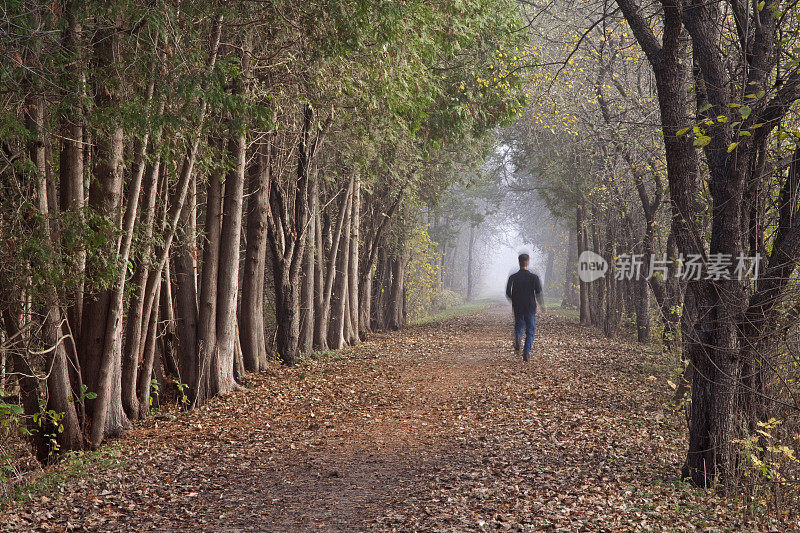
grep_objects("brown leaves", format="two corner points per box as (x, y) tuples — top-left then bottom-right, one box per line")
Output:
(1, 307), (790, 531)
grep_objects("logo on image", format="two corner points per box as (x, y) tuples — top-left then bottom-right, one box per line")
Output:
(578, 250), (608, 283)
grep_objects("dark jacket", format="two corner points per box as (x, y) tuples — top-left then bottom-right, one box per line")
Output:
(506, 269), (543, 316)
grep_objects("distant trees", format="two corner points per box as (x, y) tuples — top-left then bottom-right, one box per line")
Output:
(0, 0), (525, 460)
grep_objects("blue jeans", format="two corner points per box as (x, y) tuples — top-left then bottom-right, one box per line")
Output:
(514, 311), (536, 358)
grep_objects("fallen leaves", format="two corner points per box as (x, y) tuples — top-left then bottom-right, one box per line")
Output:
(0, 306), (793, 531)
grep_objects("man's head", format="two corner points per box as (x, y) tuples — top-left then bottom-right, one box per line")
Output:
(518, 253), (530, 269)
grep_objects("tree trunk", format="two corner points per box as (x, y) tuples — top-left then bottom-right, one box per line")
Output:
(387, 255), (406, 330)
(25, 94), (83, 456)
(233, 320), (245, 381)
(564, 240), (575, 313)
(1, 305), (50, 461)
(240, 145), (270, 370)
(210, 126), (247, 396)
(172, 163), (199, 389)
(347, 177), (360, 345)
(272, 265), (301, 365)
(209, 36), (251, 395)
(577, 203), (591, 325)
(544, 250), (554, 294)
(299, 173), (317, 354)
(590, 209), (605, 329)
(329, 181), (353, 349)
(635, 275), (650, 342)
(118, 91), (159, 421)
(313, 187), (327, 350)
(466, 224), (476, 301)
(317, 179), (352, 350)
(603, 224), (620, 337)
(266, 104), (320, 365)
(196, 160), (223, 403)
(372, 247), (389, 331)
(136, 283), (160, 419)
(81, 23), (131, 443)
(59, 3), (86, 340)
(358, 266), (373, 340)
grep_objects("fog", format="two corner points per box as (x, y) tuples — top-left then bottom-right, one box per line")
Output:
(475, 226), (546, 299)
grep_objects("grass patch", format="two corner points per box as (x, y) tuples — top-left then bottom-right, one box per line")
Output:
(544, 306), (580, 320)
(2, 440), (128, 505)
(413, 300), (492, 325)
(542, 296), (580, 320)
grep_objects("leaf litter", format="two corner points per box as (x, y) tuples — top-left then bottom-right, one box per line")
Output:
(1, 306), (789, 531)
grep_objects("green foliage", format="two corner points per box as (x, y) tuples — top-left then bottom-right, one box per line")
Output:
(149, 379), (160, 409)
(172, 380), (189, 408)
(412, 300), (490, 325)
(33, 402), (65, 458)
(1, 441), (127, 504)
(68, 385), (97, 404)
(0, 397), (24, 435)
(405, 225), (442, 321)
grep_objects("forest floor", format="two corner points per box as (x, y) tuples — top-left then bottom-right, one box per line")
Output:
(0, 304), (788, 531)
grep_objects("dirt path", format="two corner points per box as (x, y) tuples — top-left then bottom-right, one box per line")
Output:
(2, 306), (773, 531)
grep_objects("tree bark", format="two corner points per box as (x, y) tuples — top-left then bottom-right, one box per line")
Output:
(299, 172), (317, 354)
(241, 145), (271, 370)
(136, 283), (160, 419)
(313, 184), (328, 350)
(59, 2), (85, 339)
(266, 104), (325, 365)
(172, 163), (199, 389)
(81, 22), (131, 444)
(347, 176), (360, 345)
(196, 160), (223, 402)
(563, 227), (578, 307)
(386, 255), (406, 330)
(210, 123), (248, 396)
(577, 202), (591, 325)
(26, 93), (83, 455)
(329, 180), (353, 350)
(317, 178), (352, 350)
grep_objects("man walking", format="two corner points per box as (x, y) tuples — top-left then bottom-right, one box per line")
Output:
(505, 253), (545, 362)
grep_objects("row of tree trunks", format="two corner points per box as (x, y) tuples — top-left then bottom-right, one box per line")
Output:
(27, 92), (83, 458)
(329, 176), (354, 350)
(79, 19), (130, 444)
(563, 228), (578, 308)
(1, 10), (419, 465)
(3, 18), (412, 460)
(59, 1), (86, 342)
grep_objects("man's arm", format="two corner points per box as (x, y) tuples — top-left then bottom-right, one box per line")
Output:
(505, 275), (513, 299)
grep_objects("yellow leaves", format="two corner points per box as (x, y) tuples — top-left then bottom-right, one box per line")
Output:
(757, 417), (782, 429)
(694, 135), (712, 148)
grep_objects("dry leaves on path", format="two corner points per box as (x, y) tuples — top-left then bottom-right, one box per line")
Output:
(1, 306), (788, 531)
